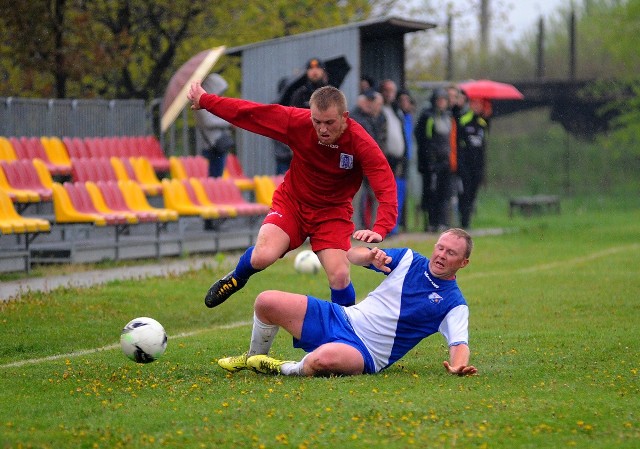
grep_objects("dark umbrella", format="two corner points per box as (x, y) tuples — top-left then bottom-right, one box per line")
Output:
(276, 55), (351, 105)
(458, 79), (524, 100)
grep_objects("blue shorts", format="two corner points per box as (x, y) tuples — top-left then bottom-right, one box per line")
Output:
(293, 296), (376, 374)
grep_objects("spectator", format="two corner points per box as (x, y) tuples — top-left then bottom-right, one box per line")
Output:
(188, 83), (397, 310)
(217, 228), (477, 378)
(457, 95), (489, 229)
(350, 89), (387, 230)
(289, 58), (328, 109)
(415, 88), (457, 232)
(359, 75), (375, 94)
(273, 76), (293, 175)
(396, 89), (417, 232)
(379, 79), (407, 234)
(194, 74), (234, 177)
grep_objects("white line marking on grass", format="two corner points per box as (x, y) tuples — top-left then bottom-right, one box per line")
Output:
(464, 243), (640, 280)
(0, 320), (252, 369)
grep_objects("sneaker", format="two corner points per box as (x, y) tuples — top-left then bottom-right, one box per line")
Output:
(246, 355), (294, 375)
(218, 352), (249, 373)
(204, 271), (246, 308)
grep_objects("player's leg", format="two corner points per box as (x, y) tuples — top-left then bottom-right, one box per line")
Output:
(301, 343), (365, 376)
(311, 213), (356, 306)
(204, 223), (290, 308)
(218, 289), (305, 372)
(316, 248), (355, 306)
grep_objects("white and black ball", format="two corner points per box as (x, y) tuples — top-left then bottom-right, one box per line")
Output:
(120, 317), (167, 364)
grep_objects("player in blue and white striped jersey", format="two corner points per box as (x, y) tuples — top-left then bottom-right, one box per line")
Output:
(218, 228), (477, 377)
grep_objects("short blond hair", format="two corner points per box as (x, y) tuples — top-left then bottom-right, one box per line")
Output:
(309, 86), (347, 115)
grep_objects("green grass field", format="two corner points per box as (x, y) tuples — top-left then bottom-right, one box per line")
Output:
(1, 194), (639, 448)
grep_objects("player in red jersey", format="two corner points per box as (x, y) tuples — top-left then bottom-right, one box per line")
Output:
(188, 82), (397, 309)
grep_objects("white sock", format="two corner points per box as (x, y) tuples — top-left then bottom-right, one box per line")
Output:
(248, 313), (279, 356)
(280, 354), (308, 376)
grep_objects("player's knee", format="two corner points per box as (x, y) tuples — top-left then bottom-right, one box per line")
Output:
(250, 249), (279, 270)
(326, 267), (351, 290)
(308, 346), (357, 375)
(254, 290), (281, 317)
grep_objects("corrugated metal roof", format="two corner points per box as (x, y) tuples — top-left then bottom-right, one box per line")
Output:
(226, 15), (435, 56)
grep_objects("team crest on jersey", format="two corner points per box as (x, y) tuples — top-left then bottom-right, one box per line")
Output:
(339, 153), (354, 169)
(428, 293), (443, 304)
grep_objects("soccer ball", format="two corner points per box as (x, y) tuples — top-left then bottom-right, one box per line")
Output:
(294, 250), (322, 274)
(120, 317), (167, 364)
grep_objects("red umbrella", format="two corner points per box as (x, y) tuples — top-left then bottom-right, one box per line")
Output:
(458, 79), (524, 100)
(161, 46), (226, 133)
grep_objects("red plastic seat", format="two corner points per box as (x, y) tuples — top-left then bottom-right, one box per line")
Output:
(201, 177), (269, 216)
(0, 160), (52, 201)
(94, 181), (157, 222)
(63, 182), (129, 225)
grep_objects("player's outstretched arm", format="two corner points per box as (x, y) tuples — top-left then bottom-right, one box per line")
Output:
(347, 246), (391, 273)
(353, 229), (382, 243)
(443, 344), (477, 376)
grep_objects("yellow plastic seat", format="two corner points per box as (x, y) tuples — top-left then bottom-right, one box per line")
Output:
(118, 180), (178, 222)
(51, 182), (107, 226)
(0, 188), (51, 233)
(161, 178), (222, 219)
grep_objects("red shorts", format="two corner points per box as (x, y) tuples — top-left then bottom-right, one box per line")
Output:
(264, 191), (354, 253)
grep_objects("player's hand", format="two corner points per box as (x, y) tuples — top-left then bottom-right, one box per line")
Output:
(353, 229), (382, 243)
(369, 247), (391, 273)
(188, 81), (206, 110)
(443, 361), (478, 376)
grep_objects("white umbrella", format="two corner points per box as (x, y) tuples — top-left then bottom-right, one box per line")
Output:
(160, 46), (226, 133)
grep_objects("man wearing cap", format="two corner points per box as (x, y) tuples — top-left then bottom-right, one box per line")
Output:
(289, 58), (329, 109)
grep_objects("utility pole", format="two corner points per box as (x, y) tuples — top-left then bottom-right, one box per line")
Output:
(446, 15), (454, 81)
(479, 0), (490, 75)
(569, 9), (576, 80)
(536, 17), (545, 80)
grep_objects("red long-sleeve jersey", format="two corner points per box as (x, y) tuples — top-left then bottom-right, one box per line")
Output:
(199, 94), (397, 238)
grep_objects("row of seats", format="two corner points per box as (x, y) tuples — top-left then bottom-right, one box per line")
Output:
(53, 180), (178, 226)
(0, 135), (171, 175)
(71, 156), (163, 195)
(0, 136), (71, 176)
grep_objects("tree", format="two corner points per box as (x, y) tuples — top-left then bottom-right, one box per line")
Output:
(0, 0), (380, 100)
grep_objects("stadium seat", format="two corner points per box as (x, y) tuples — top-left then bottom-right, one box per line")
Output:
(0, 162), (41, 203)
(58, 182), (135, 225)
(223, 153), (255, 191)
(0, 136), (18, 162)
(0, 160), (52, 201)
(117, 180), (177, 222)
(186, 178), (237, 218)
(84, 181), (140, 223)
(253, 175), (277, 207)
(71, 157), (120, 183)
(89, 181), (157, 223)
(128, 157), (163, 195)
(137, 136), (170, 173)
(63, 137), (91, 159)
(40, 136), (72, 173)
(0, 188), (51, 234)
(196, 177), (269, 217)
(161, 178), (227, 219)
(169, 156), (208, 180)
(51, 182), (107, 226)
(14, 137), (70, 176)
(84, 137), (110, 158)
(108, 157), (135, 182)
